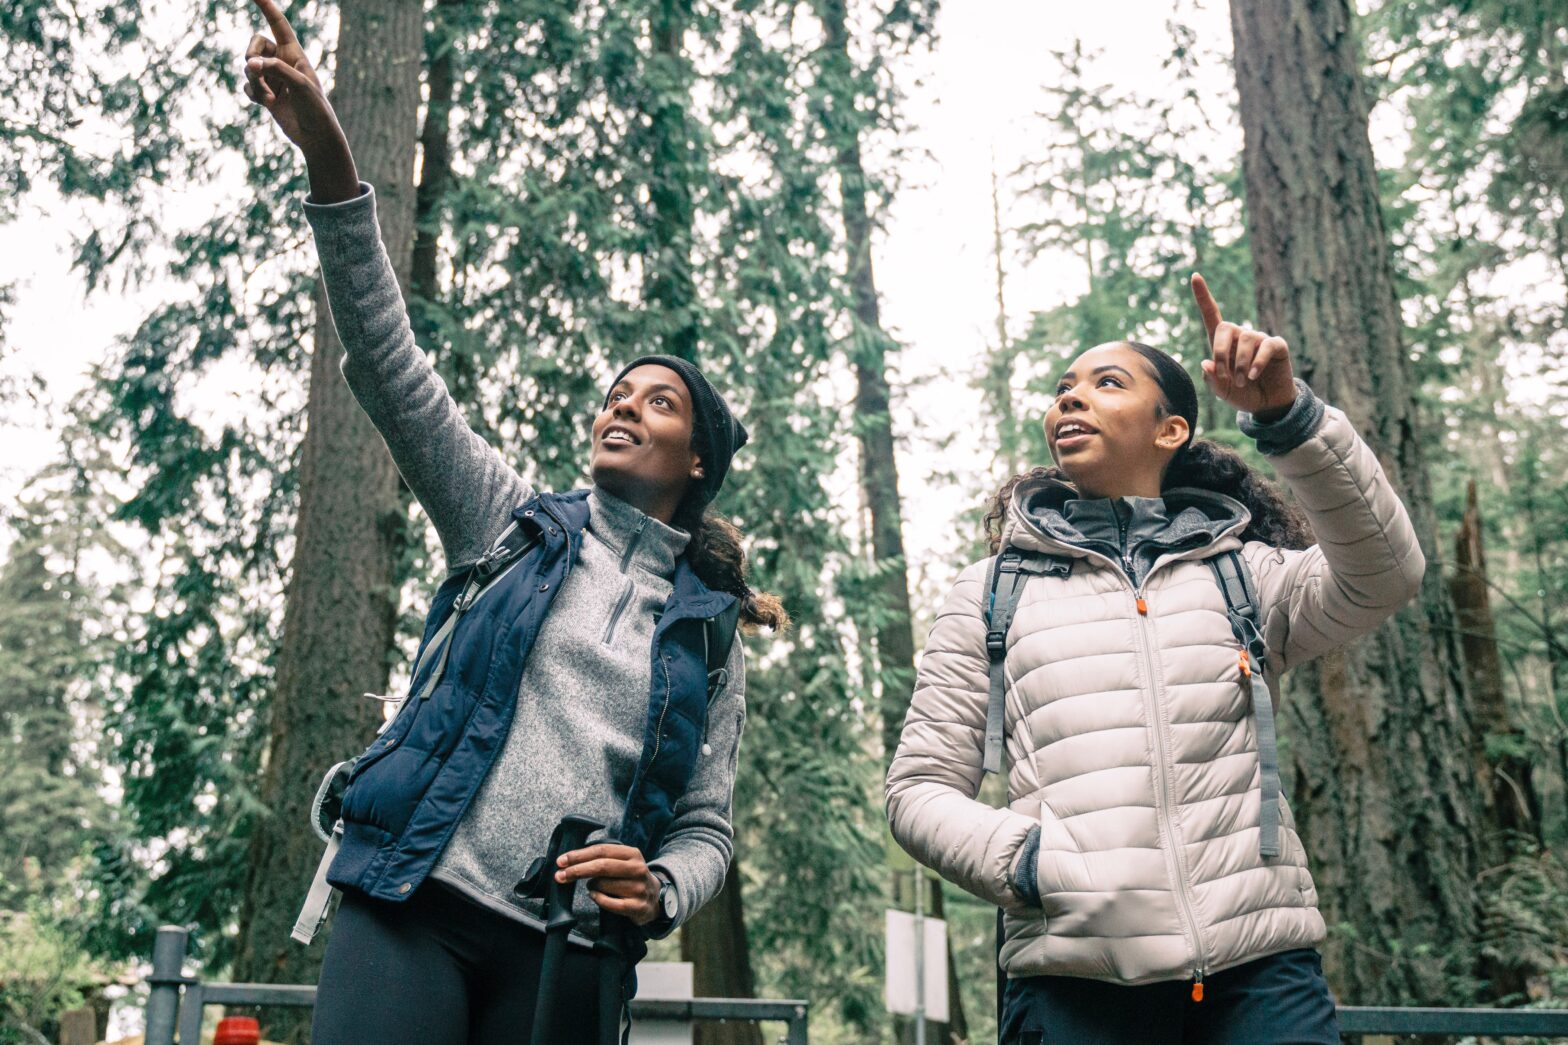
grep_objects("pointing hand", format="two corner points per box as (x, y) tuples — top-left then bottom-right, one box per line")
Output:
(1190, 273), (1297, 420)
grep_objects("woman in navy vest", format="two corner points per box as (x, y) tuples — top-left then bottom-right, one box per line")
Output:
(243, 4), (785, 1042)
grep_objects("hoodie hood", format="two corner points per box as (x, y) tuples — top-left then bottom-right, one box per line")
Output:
(1001, 475), (1250, 584)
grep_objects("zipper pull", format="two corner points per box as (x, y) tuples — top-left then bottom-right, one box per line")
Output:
(1135, 592), (1148, 615)
(1191, 972), (1205, 1003)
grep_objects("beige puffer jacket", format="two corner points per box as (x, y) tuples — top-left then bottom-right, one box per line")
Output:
(886, 403), (1424, 986)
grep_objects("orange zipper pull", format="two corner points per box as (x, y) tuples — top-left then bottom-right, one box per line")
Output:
(1238, 650), (1251, 677)
(1135, 596), (1148, 615)
(1191, 976), (1205, 1002)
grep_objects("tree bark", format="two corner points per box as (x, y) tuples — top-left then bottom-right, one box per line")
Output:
(232, 0), (423, 1020)
(1230, 0), (1486, 1004)
(681, 859), (764, 1045)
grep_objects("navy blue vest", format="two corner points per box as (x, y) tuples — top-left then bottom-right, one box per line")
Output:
(327, 489), (737, 904)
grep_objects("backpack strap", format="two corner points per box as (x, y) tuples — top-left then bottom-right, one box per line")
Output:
(404, 521), (541, 708)
(292, 824), (343, 944)
(1207, 550), (1282, 860)
(982, 550), (1070, 775)
(703, 602), (742, 703)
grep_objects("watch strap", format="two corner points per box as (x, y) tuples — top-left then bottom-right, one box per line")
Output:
(654, 870), (678, 923)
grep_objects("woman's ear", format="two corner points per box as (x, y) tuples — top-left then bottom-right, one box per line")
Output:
(1155, 414), (1190, 452)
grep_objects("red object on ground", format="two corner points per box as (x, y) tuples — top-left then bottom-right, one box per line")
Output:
(214, 1016), (262, 1045)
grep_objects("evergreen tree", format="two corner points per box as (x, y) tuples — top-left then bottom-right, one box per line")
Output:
(0, 480), (112, 915)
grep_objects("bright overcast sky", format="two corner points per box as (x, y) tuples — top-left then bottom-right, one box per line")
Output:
(0, 1), (1237, 585)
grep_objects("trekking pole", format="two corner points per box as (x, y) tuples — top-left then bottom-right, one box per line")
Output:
(517, 814), (605, 1045)
(594, 909), (630, 1045)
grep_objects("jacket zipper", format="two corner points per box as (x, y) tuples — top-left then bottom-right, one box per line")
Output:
(1070, 539), (1209, 988)
(1115, 505), (1150, 616)
(648, 651), (673, 764)
(1128, 581), (1210, 991)
(602, 516), (647, 646)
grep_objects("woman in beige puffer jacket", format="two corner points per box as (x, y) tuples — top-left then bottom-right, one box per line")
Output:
(886, 277), (1425, 1044)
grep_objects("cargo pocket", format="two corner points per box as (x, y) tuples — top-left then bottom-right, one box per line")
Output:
(1031, 798), (1071, 921)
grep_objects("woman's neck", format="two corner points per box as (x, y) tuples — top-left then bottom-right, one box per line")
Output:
(1073, 478), (1163, 500)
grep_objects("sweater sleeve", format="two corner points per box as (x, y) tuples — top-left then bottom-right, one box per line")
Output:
(884, 560), (1039, 911)
(646, 641), (746, 937)
(302, 183), (532, 569)
(1239, 393), (1427, 674)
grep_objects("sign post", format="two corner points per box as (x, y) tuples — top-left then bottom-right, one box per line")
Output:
(886, 870), (948, 1037)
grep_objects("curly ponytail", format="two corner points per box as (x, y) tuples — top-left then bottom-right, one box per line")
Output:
(1163, 440), (1312, 550)
(673, 502), (789, 633)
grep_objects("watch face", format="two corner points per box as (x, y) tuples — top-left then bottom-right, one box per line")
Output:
(660, 883), (678, 919)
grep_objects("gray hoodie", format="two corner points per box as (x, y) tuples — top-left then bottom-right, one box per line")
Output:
(303, 184), (743, 944)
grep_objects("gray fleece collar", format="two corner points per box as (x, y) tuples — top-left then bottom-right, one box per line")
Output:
(587, 487), (689, 578)
(1005, 478), (1249, 584)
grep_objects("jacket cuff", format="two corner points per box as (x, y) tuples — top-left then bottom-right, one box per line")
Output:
(302, 180), (374, 215)
(1237, 379), (1325, 456)
(1009, 826), (1042, 907)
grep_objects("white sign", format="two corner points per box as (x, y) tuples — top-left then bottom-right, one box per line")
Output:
(884, 910), (949, 1022)
(630, 961), (694, 1045)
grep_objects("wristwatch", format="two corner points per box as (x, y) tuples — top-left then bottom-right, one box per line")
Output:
(654, 870), (679, 925)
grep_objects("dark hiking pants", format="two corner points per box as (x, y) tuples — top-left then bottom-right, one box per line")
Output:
(312, 882), (606, 1045)
(1000, 947), (1339, 1045)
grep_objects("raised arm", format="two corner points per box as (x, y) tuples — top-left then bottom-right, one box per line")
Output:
(885, 561), (1040, 911)
(1239, 396), (1425, 672)
(243, 0), (529, 567)
(1189, 274), (1425, 672)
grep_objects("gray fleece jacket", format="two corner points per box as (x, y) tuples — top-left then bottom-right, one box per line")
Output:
(302, 184), (744, 944)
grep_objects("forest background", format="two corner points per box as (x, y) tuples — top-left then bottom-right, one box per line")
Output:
(2, 0), (1566, 1042)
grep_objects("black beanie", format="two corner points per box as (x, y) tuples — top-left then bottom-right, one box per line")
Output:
(1127, 342), (1199, 451)
(604, 354), (749, 510)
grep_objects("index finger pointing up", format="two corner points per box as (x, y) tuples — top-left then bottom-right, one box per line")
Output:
(1190, 273), (1224, 344)
(252, 0), (299, 46)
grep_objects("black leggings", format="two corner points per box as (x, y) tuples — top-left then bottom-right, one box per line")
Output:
(312, 883), (604, 1045)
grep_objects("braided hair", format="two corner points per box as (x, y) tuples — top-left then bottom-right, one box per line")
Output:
(672, 425), (789, 633)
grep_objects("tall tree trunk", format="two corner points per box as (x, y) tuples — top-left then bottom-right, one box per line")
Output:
(816, 2), (967, 1041)
(987, 162), (1021, 480)
(681, 860), (764, 1045)
(817, 0), (915, 821)
(232, 0), (423, 1019)
(1451, 479), (1538, 997)
(645, 0), (760, 1014)
(411, 0), (461, 344)
(1230, 0), (1486, 1004)
(646, 0), (700, 362)
(1450, 480), (1540, 840)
